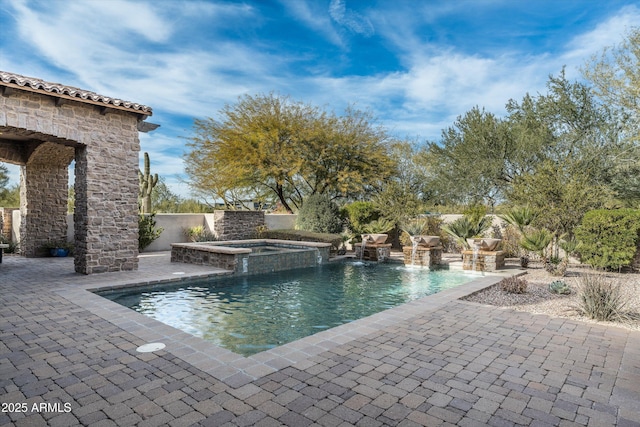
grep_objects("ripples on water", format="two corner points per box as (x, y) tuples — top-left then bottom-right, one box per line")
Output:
(104, 261), (474, 356)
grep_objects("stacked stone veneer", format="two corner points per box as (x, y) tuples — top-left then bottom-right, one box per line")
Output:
(171, 240), (330, 275)
(354, 243), (392, 262)
(462, 250), (505, 272)
(212, 210), (265, 240)
(0, 89), (142, 273)
(0, 207), (17, 241)
(402, 246), (443, 268)
(20, 142), (75, 256)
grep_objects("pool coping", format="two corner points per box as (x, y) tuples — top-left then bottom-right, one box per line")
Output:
(55, 261), (525, 387)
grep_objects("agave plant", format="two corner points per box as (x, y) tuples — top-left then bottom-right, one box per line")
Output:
(549, 280), (571, 295)
(498, 206), (537, 233)
(401, 219), (428, 237)
(442, 216), (492, 249)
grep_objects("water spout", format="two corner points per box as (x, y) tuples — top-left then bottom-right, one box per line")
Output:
(360, 239), (367, 261)
(411, 237), (419, 266)
(472, 243), (480, 271)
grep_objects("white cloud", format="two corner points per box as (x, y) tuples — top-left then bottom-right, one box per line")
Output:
(4, 0), (640, 197)
(280, 0), (344, 47)
(329, 0), (374, 37)
(561, 4), (640, 71)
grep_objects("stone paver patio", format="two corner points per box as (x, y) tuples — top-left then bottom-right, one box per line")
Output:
(1, 252), (639, 426)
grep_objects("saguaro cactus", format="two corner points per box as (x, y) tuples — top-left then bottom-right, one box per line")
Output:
(138, 152), (158, 214)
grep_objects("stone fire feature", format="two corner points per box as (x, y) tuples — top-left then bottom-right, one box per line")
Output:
(462, 250), (505, 272)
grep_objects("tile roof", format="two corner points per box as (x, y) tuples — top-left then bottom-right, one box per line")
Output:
(0, 70), (152, 115)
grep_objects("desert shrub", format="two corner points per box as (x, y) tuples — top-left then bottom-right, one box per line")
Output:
(545, 256), (568, 277)
(255, 225), (269, 238)
(462, 204), (488, 225)
(340, 201), (380, 235)
(574, 209), (640, 270)
(0, 235), (19, 254)
(139, 213), (163, 251)
(574, 275), (629, 321)
(262, 229), (342, 252)
(296, 194), (343, 234)
(499, 276), (528, 294)
(183, 225), (216, 242)
(500, 225), (521, 258)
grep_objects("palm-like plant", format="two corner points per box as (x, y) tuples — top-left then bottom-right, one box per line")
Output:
(401, 219), (428, 237)
(443, 216), (492, 249)
(520, 229), (553, 263)
(363, 218), (395, 234)
(500, 206), (538, 266)
(499, 206), (537, 233)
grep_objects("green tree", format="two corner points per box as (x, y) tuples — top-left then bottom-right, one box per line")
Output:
(152, 177), (213, 213)
(575, 209), (640, 270)
(583, 27), (640, 203)
(296, 194), (343, 234)
(0, 165), (19, 207)
(341, 201), (380, 236)
(426, 106), (533, 207)
(184, 93), (395, 213)
(583, 27), (640, 139)
(507, 72), (616, 236)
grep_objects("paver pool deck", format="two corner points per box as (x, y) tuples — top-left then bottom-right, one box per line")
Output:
(1, 252), (638, 426)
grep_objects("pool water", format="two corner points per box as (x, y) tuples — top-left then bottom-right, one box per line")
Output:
(101, 261), (475, 356)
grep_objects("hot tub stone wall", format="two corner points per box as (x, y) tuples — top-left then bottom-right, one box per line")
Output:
(213, 210), (265, 240)
(244, 247), (327, 275)
(171, 241), (330, 276)
(170, 247), (239, 271)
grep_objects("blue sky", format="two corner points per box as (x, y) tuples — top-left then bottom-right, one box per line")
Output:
(1, 0), (639, 198)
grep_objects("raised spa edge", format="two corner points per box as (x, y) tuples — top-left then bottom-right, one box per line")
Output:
(171, 239), (332, 275)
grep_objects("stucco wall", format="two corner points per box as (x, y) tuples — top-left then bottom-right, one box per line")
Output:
(143, 214), (205, 252)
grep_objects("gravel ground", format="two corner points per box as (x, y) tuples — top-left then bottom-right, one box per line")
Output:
(461, 259), (640, 331)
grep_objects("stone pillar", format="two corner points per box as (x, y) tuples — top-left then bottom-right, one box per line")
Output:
(462, 250), (505, 272)
(20, 142), (74, 256)
(402, 246), (443, 268)
(74, 121), (140, 274)
(354, 243), (392, 261)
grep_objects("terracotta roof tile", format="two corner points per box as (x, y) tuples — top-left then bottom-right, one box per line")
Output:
(0, 70), (152, 115)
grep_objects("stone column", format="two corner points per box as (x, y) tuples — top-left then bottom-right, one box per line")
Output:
(73, 114), (140, 274)
(20, 142), (75, 256)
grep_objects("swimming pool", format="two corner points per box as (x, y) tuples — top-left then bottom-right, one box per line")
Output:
(99, 261), (475, 356)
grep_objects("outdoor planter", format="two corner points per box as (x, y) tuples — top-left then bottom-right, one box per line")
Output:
(49, 248), (70, 257)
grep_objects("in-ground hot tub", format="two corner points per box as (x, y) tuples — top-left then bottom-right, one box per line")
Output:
(170, 239), (332, 275)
